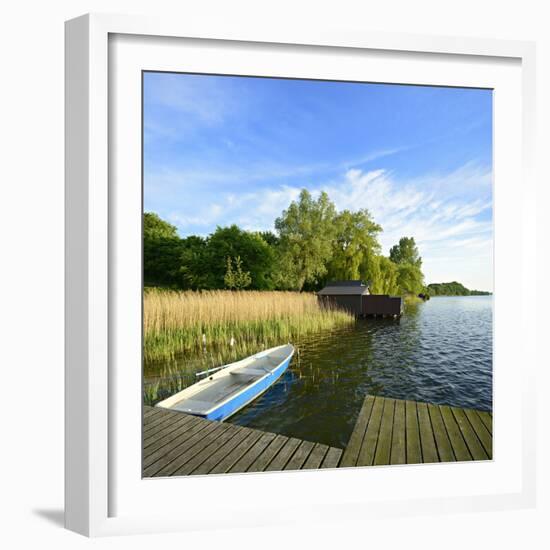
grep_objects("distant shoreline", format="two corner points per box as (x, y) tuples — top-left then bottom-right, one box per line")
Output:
(430, 293), (492, 297)
(427, 281), (491, 297)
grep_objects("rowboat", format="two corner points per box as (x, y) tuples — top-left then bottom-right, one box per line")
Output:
(155, 344), (295, 421)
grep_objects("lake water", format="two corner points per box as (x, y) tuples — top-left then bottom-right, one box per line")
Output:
(228, 296), (493, 448)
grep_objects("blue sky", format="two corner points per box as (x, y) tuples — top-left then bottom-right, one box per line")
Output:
(144, 72), (493, 291)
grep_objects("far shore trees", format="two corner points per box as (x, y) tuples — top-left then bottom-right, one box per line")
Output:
(144, 188), (429, 296)
(427, 281), (491, 296)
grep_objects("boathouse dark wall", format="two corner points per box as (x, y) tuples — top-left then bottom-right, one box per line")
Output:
(362, 295), (403, 316)
(317, 281), (403, 317)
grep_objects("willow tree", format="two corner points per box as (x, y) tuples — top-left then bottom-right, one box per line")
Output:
(326, 209), (382, 281)
(275, 189), (336, 290)
(396, 263), (424, 294)
(370, 256), (399, 295)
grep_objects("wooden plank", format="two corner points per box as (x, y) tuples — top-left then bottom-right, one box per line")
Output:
(340, 396), (375, 467)
(143, 417), (214, 469)
(476, 410), (493, 434)
(190, 427), (256, 475)
(143, 414), (198, 448)
(142, 417), (202, 450)
(405, 400), (422, 464)
(374, 398), (395, 465)
(451, 407), (489, 461)
(143, 406), (180, 423)
(246, 435), (290, 473)
(143, 416), (210, 465)
(427, 404), (455, 462)
(464, 409), (492, 458)
(143, 416), (202, 458)
(417, 402), (439, 463)
(284, 440), (316, 470)
(265, 438), (302, 471)
(228, 432), (277, 473)
(143, 410), (184, 435)
(320, 447), (342, 469)
(173, 425), (248, 476)
(143, 409), (192, 436)
(356, 396), (384, 466)
(153, 423), (235, 477)
(143, 406), (163, 420)
(143, 420), (220, 475)
(208, 431), (264, 474)
(302, 443), (330, 470)
(439, 405), (472, 461)
(390, 399), (406, 465)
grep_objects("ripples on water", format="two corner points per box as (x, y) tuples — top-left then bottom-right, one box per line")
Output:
(228, 296), (493, 448)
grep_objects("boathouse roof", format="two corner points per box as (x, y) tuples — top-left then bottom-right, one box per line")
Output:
(317, 281), (370, 296)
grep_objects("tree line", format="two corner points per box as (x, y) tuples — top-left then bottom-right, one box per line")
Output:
(427, 282), (491, 296)
(144, 189), (426, 295)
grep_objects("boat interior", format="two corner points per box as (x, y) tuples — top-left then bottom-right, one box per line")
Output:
(168, 345), (292, 414)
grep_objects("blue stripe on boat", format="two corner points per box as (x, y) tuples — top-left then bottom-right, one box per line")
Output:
(204, 354), (292, 421)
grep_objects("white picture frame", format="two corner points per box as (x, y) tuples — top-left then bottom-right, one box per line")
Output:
(65, 13), (537, 537)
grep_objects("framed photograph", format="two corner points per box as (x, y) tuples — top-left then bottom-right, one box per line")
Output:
(65, 13), (537, 536)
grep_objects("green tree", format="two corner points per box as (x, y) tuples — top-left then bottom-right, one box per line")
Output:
(204, 225), (275, 289)
(370, 256), (399, 294)
(179, 235), (209, 289)
(427, 281), (491, 296)
(396, 263), (424, 295)
(143, 212), (184, 287)
(389, 237), (422, 268)
(224, 256), (252, 289)
(326, 209), (382, 282)
(275, 189), (336, 290)
(258, 231), (280, 247)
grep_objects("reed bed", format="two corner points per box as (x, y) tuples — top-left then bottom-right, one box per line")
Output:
(143, 289), (354, 363)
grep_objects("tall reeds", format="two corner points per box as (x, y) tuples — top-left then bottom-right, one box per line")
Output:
(143, 289), (354, 363)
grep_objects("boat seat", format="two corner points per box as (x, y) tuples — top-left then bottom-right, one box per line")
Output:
(231, 367), (270, 376)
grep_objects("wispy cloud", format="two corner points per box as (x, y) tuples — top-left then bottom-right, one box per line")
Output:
(145, 146), (407, 191)
(146, 162), (493, 290)
(145, 73), (243, 125)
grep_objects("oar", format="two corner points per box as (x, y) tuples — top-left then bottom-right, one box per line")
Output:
(195, 365), (227, 378)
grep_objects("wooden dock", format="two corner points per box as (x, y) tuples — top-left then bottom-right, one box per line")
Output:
(340, 396), (492, 467)
(143, 406), (343, 477)
(143, 396), (492, 476)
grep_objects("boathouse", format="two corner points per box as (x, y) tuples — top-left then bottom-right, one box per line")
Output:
(317, 280), (403, 317)
(362, 294), (403, 317)
(317, 280), (369, 316)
